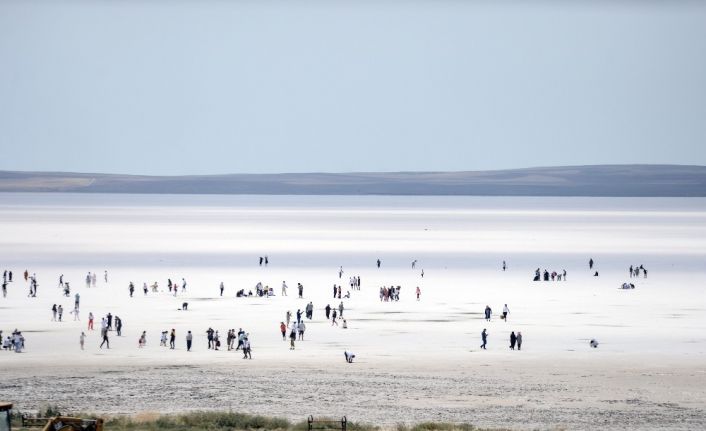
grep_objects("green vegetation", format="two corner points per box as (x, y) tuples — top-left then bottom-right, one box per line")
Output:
(11, 409), (514, 431)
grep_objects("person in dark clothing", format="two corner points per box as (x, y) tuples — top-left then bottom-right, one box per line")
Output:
(333, 284), (337, 298)
(206, 327), (214, 349)
(325, 304), (331, 320)
(376, 259), (381, 268)
(169, 328), (176, 349)
(296, 309), (302, 324)
(289, 327), (296, 350)
(589, 258), (594, 269)
(510, 331), (517, 350)
(516, 332), (523, 350)
(129, 282), (135, 297)
(480, 329), (488, 349)
(236, 328), (245, 350)
(100, 329), (109, 349)
(297, 283), (303, 298)
(259, 256), (263, 266)
(484, 305), (492, 321)
(115, 317), (122, 336)
(107, 313), (113, 330)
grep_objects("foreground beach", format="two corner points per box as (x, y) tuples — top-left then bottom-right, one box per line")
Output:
(1, 194), (705, 430)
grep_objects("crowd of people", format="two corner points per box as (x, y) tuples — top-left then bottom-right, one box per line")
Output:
(2, 254), (649, 358)
(533, 268), (567, 281)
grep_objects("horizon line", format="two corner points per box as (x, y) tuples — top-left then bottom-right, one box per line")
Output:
(2, 163), (705, 178)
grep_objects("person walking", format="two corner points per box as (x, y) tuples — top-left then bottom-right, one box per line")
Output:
(289, 327), (296, 350)
(510, 331), (517, 350)
(281, 281), (288, 296)
(242, 337), (252, 359)
(480, 329), (488, 350)
(170, 328), (176, 349)
(80, 332), (86, 350)
(416, 286), (421, 301)
(186, 331), (193, 351)
(325, 304), (331, 320)
(88, 312), (94, 330)
(100, 328), (109, 349)
(484, 305), (492, 322)
(280, 322), (287, 340)
(219, 282), (224, 296)
(502, 304), (510, 321)
(517, 332), (523, 350)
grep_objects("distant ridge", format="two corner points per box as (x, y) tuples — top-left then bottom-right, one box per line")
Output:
(0, 165), (705, 196)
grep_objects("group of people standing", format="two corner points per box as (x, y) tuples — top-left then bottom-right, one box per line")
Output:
(1, 329), (24, 353)
(2, 270), (14, 298)
(159, 329), (176, 349)
(533, 268), (567, 282)
(629, 265), (648, 278)
(283, 320), (306, 350)
(379, 286), (401, 301)
(480, 303), (522, 351)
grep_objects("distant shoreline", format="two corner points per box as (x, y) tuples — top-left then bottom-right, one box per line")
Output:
(1, 164), (705, 196)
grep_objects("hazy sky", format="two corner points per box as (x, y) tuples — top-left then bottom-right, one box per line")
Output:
(1, 1), (705, 175)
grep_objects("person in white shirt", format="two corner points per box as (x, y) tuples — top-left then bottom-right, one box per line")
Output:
(502, 304), (510, 321)
(298, 321), (306, 341)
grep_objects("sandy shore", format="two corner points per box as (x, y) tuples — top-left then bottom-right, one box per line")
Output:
(4, 357), (705, 430)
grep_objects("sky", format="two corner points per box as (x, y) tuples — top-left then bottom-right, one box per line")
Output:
(1, 0), (705, 175)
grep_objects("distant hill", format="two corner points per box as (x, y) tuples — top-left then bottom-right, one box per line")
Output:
(0, 165), (705, 196)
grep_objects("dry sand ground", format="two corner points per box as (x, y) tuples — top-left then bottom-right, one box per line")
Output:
(0, 194), (705, 430)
